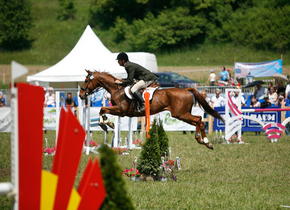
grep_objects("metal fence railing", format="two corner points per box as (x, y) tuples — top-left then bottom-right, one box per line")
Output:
(1, 85), (264, 107)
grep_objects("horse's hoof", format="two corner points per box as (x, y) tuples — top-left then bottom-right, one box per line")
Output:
(99, 122), (108, 132)
(107, 122), (115, 129)
(205, 143), (214, 150)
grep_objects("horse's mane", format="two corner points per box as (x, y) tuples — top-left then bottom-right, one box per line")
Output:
(91, 70), (118, 81)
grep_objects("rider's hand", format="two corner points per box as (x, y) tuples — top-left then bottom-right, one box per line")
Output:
(115, 79), (122, 84)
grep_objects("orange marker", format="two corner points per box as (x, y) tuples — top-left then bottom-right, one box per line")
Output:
(144, 87), (150, 137)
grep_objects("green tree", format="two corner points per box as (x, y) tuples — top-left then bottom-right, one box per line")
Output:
(0, 0), (33, 51)
(99, 145), (135, 210)
(221, 5), (290, 52)
(137, 119), (161, 176)
(158, 119), (169, 158)
(58, 0), (76, 20)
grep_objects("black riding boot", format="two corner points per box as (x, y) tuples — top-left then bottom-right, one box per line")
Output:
(132, 91), (145, 112)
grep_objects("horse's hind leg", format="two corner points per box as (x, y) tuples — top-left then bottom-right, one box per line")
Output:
(175, 113), (213, 150)
(199, 120), (213, 150)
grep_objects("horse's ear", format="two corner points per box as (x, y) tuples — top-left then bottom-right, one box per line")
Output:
(85, 69), (91, 74)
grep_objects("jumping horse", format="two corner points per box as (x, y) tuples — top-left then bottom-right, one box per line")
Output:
(79, 70), (225, 150)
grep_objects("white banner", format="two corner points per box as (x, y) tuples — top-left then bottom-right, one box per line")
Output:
(150, 107), (204, 131)
(0, 107), (204, 132)
(0, 108), (11, 132)
(43, 107), (57, 130)
(88, 107), (138, 131)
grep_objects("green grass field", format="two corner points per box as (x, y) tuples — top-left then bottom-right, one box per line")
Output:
(1, 130), (290, 209)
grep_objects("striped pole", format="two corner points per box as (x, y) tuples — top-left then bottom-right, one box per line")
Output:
(144, 86), (150, 137)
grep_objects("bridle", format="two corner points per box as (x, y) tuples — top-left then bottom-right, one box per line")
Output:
(81, 73), (123, 107)
(81, 74), (98, 96)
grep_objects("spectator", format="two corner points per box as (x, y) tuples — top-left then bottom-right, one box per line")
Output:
(206, 69), (216, 86)
(231, 91), (245, 107)
(65, 92), (76, 107)
(211, 89), (225, 107)
(266, 82), (273, 94)
(254, 83), (266, 100)
(200, 90), (214, 106)
(268, 86), (277, 104)
(285, 80), (290, 100)
(0, 91), (4, 106)
(45, 87), (56, 107)
(0, 100), (4, 107)
(250, 96), (260, 108)
(219, 66), (229, 84)
(276, 81), (285, 95)
(43, 87), (48, 105)
(261, 95), (271, 108)
(104, 91), (112, 107)
(275, 93), (286, 107)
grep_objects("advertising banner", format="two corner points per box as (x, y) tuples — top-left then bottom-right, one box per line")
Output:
(43, 107), (57, 130)
(235, 59), (282, 78)
(214, 107), (281, 132)
(150, 107), (204, 131)
(0, 108), (11, 132)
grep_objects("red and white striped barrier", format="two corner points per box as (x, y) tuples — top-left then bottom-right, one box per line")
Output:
(225, 89), (290, 143)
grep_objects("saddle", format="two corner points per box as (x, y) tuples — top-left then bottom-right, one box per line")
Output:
(124, 85), (158, 101)
(124, 82), (158, 113)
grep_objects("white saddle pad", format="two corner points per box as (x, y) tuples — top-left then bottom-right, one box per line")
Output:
(125, 86), (157, 101)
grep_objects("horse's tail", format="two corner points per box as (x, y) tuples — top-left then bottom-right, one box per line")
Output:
(186, 88), (225, 124)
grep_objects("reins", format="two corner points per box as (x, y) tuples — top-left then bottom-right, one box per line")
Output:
(83, 73), (124, 108)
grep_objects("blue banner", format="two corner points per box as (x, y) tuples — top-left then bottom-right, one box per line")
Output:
(214, 107), (281, 132)
(235, 59), (282, 78)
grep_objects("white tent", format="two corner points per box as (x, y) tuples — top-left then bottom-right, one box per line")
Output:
(27, 25), (127, 88)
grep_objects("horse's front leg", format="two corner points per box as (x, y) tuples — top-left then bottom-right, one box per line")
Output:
(99, 106), (124, 131)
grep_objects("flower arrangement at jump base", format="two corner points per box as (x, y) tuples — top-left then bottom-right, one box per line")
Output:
(112, 147), (130, 155)
(84, 140), (99, 147)
(210, 130), (226, 144)
(133, 139), (145, 146)
(123, 159), (141, 181)
(157, 156), (177, 181)
(42, 146), (56, 155)
(122, 168), (140, 178)
(228, 135), (244, 144)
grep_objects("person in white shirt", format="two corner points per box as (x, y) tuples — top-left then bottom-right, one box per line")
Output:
(285, 82), (290, 100)
(231, 91), (245, 107)
(206, 69), (216, 86)
(211, 89), (225, 107)
(254, 84), (266, 100)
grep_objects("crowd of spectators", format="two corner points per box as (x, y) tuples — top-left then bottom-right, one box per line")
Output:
(203, 76), (290, 109)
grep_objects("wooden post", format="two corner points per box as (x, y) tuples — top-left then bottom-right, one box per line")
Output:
(281, 54), (283, 60)
(3, 73), (5, 85)
(208, 106), (214, 135)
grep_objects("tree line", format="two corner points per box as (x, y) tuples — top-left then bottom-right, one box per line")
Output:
(1, 0), (289, 52)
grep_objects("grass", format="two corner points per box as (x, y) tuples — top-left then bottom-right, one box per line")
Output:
(1, 130), (290, 209)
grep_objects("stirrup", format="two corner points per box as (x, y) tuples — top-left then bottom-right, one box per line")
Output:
(139, 106), (145, 112)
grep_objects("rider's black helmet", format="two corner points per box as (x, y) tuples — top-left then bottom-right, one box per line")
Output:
(116, 52), (129, 62)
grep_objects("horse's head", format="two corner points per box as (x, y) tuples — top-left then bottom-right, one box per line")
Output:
(79, 70), (99, 100)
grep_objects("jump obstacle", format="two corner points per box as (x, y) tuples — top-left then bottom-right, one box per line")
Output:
(225, 89), (290, 143)
(77, 89), (142, 155)
(0, 63), (106, 209)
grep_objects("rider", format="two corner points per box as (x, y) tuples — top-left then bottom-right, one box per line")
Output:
(115, 52), (159, 112)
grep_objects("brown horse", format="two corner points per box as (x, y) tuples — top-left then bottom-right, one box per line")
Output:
(79, 70), (224, 149)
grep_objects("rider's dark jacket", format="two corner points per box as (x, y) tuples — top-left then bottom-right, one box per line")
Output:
(121, 61), (159, 87)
